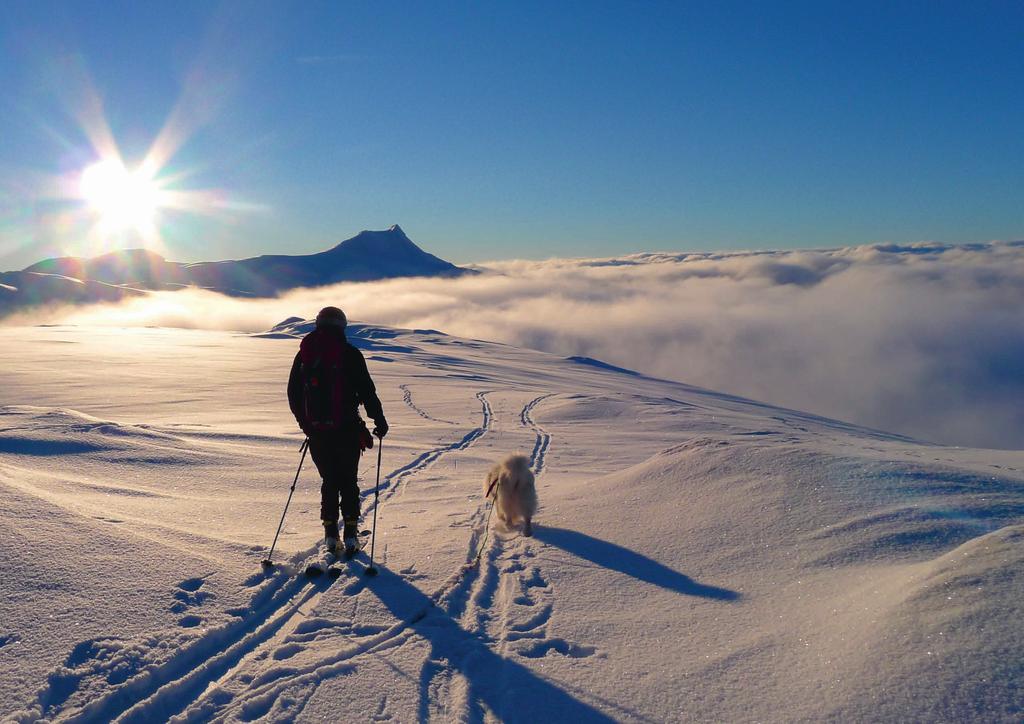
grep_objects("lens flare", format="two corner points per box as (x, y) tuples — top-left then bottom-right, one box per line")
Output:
(4, 46), (266, 264)
(79, 159), (163, 232)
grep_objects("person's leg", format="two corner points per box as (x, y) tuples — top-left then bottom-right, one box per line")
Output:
(307, 436), (342, 541)
(337, 435), (363, 538)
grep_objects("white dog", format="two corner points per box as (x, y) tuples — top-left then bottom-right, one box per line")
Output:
(484, 454), (537, 536)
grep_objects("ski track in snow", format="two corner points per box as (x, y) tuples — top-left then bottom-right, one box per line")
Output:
(22, 565), (320, 724)
(430, 391), (603, 721)
(399, 383), (458, 425)
(522, 393), (554, 475)
(22, 392), (495, 724)
(131, 391), (497, 722)
(421, 392), (624, 721)
(7, 326), (1024, 722)
(372, 391), (492, 508)
(183, 392), (590, 722)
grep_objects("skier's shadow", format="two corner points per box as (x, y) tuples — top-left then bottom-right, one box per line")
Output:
(358, 567), (619, 723)
(532, 526), (740, 601)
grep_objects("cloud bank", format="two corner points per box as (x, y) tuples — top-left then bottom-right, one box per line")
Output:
(30, 240), (1024, 450)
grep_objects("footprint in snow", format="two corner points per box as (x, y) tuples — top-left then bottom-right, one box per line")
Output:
(517, 638), (597, 659)
(523, 567), (548, 589)
(372, 694), (393, 721)
(177, 577), (204, 592)
(169, 578), (213, 622)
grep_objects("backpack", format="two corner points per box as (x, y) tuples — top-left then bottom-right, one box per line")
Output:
(298, 329), (348, 431)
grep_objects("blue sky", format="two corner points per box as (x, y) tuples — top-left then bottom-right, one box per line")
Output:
(1, 1), (1021, 268)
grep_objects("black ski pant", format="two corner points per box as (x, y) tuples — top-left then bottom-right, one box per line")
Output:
(307, 432), (362, 523)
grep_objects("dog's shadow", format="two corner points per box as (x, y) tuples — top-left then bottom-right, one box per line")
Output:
(532, 526), (740, 601)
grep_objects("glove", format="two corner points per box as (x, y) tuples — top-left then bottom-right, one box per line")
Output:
(358, 423), (374, 451)
(373, 419), (389, 439)
(298, 419), (313, 438)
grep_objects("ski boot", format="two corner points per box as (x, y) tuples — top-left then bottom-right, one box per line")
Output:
(323, 520), (340, 554)
(343, 518), (360, 558)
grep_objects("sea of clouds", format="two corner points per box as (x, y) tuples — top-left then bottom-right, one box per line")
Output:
(19, 240), (1024, 450)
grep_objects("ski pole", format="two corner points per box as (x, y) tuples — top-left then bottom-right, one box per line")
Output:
(365, 437), (383, 576)
(262, 438), (309, 568)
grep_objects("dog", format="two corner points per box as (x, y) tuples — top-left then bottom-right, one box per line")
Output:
(484, 454), (537, 536)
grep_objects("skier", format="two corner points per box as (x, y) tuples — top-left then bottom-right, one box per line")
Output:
(287, 306), (388, 555)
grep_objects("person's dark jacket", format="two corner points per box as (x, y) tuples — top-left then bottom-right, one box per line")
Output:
(287, 329), (385, 434)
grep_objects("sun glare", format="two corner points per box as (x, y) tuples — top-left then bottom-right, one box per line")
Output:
(24, 64), (256, 258)
(79, 159), (163, 233)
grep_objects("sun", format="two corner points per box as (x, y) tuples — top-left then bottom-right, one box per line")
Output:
(19, 62), (260, 259)
(79, 159), (164, 233)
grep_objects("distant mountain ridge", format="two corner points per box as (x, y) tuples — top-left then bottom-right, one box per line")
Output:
(0, 225), (471, 314)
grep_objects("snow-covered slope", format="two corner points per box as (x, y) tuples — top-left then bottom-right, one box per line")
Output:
(0, 322), (1020, 722)
(184, 225), (469, 295)
(0, 271), (147, 313)
(1, 226), (469, 314)
(21, 249), (188, 287)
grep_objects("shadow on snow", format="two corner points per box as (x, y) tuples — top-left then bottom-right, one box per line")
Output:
(359, 567), (617, 723)
(532, 526), (740, 601)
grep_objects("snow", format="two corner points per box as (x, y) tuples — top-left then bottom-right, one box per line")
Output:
(0, 228), (469, 315)
(0, 321), (1021, 722)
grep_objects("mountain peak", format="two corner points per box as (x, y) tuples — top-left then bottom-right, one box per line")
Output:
(337, 226), (419, 253)
(2, 225), (472, 315)
(316, 226), (467, 282)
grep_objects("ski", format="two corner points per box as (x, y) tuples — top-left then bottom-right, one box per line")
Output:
(346, 530), (371, 557)
(309, 530), (370, 577)
(327, 530), (370, 575)
(326, 554), (349, 578)
(305, 541), (340, 577)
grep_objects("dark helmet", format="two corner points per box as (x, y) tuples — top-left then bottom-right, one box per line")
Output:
(315, 306), (347, 329)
